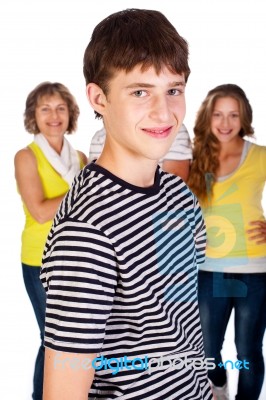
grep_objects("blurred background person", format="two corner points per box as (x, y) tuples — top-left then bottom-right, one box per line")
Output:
(188, 84), (266, 400)
(14, 81), (87, 400)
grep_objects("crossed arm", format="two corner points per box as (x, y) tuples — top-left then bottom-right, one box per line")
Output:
(14, 148), (87, 223)
(14, 148), (66, 223)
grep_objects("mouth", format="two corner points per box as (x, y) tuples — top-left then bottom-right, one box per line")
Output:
(48, 122), (61, 127)
(142, 126), (172, 138)
(218, 129), (232, 135)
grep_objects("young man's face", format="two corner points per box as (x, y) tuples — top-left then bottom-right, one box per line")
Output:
(94, 64), (186, 163)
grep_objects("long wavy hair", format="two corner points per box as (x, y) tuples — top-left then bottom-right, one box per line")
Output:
(187, 84), (254, 204)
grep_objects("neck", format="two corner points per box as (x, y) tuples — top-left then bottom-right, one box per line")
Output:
(219, 136), (244, 155)
(216, 136), (245, 178)
(96, 143), (158, 188)
(40, 133), (64, 154)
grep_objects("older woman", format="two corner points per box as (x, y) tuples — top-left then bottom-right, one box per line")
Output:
(14, 81), (87, 400)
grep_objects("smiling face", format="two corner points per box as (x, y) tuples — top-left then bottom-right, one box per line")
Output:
(88, 65), (186, 164)
(35, 94), (70, 140)
(211, 96), (242, 144)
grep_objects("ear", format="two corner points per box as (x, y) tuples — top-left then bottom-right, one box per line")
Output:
(86, 83), (107, 116)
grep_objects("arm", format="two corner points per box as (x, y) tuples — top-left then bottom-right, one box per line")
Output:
(162, 159), (190, 182)
(14, 148), (65, 223)
(44, 348), (96, 400)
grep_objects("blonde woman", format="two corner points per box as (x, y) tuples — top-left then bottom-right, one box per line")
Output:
(188, 84), (266, 400)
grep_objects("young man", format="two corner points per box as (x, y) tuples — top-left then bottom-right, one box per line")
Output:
(41, 9), (212, 400)
(89, 124), (192, 181)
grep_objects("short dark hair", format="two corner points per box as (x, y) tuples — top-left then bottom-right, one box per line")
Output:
(83, 8), (190, 119)
(24, 81), (80, 134)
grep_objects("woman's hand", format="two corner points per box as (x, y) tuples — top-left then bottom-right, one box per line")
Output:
(247, 220), (266, 244)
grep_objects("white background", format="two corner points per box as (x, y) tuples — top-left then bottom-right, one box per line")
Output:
(0, 0), (265, 399)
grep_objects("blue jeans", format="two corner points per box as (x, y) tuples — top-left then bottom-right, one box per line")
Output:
(198, 271), (266, 400)
(22, 263), (46, 400)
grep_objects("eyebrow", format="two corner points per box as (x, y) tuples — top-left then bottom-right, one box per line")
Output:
(125, 81), (185, 89)
(213, 109), (239, 112)
(38, 102), (67, 107)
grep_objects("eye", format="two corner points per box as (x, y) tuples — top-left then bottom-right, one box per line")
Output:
(168, 88), (183, 96)
(58, 106), (67, 112)
(132, 90), (147, 98)
(231, 113), (239, 118)
(40, 107), (49, 112)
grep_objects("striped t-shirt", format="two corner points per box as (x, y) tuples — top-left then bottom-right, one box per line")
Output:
(40, 163), (212, 400)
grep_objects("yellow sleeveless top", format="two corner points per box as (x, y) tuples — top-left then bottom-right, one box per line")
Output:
(200, 143), (266, 272)
(21, 142), (84, 266)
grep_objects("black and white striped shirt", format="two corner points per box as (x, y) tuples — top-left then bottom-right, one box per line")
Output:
(41, 163), (212, 399)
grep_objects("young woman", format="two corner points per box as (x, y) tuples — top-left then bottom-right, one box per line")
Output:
(14, 82), (87, 400)
(188, 84), (266, 400)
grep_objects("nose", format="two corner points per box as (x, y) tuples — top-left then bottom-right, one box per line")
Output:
(50, 109), (60, 119)
(220, 116), (230, 127)
(149, 95), (171, 121)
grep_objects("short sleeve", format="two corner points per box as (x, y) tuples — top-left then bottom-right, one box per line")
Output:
(89, 127), (106, 161)
(162, 124), (192, 161)
(40, 219), (117, 353)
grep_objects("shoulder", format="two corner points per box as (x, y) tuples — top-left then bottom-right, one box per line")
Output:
(91, 127), (106, 144)
(172, 124), (191, 146)
(165, 124), (192, 160)
(77, 150), (88, 166)
(160, 169), (191, 196)
(250, 143), (266, 172)
(176, 123), (190, 139)
(248, 142), (266, 160)
(54, 165), (100, 221)
(160, 171), (204, 229)
(251, 142), (266, 152)
(14, 146), (39, 181)
(14, 145), (36, 166)
(89, 127), (106, 161)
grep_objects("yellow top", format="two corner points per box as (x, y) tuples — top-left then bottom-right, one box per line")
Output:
(200, 143), (266, 273)
(21, 142), (84, 266)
